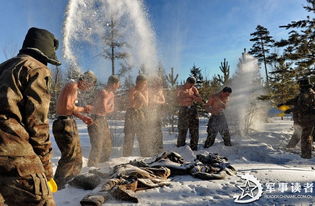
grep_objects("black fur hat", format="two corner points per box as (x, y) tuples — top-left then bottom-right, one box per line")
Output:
(19, 27), (61, 65)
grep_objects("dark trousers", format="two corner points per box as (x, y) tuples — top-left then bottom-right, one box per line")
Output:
(123, 108), (149, 157)
(87, 116), (112, 167)
(177, 106), (199, 150)
(205, 113), (231, 147)
(148, 110), (164, 155)
(53, 117), (82, 189)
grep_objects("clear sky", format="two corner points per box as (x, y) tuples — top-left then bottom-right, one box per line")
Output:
(0, 0), (309, 82)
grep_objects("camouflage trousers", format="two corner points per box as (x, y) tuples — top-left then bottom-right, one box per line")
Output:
(52, 117), (82, 189)
(300, 124), (314, 159)
(287, 124), (302, 148)
(205, 113), (231, 147)
(0, 173), (55, 206)
(123, 108), (149, 157)
(147, 112), (163, 156)
(87, 115), (112, 167)
(177, 106), (199, 151)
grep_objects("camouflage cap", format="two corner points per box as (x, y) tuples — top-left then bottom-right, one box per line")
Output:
(186, 76), (196, 84)
(79, 71), (97, 85)
(107, 75), (120, 86)
(136, 74), (147, 84)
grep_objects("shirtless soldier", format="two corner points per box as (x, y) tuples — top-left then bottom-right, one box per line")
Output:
(148, 77), (166, 155)
(53, 71), (96, 189)
(123, 75), (149, 156)
(204, 87), (232, 147)
(176, 77), (202, 151)
(87, 75), (120, 167)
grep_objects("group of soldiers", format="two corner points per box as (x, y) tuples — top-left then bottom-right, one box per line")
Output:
(176, 77), (233, 150)
(0, 27), (235, 205)
(0, 26), (168, 206)
(282, 77), (315, 159)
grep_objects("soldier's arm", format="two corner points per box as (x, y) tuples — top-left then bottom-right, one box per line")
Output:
(192, 86), (203, 102)
(23, 66), (53, 180)
(65, 83), (88, 113)
(155, 90), (166, 104)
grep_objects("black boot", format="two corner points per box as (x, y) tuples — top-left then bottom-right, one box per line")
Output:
(204, 136), (215, 148)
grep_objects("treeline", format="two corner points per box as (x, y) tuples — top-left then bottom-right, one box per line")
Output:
(248, 0), (315, 105)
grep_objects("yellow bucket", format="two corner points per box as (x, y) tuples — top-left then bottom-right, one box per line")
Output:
(47, 178), (58, 193)
(276, 112), (286, 117)
(278, 105), (290, 111)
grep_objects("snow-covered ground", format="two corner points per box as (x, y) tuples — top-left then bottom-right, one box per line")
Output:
(51, 116), (315, 205)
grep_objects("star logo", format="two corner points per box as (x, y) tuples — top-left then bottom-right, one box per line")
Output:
(234, 173), (263, 203)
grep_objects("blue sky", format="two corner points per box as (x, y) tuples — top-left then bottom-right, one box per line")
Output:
(0, 0), (308, 83)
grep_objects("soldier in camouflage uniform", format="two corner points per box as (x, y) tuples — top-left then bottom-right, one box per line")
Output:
(123, 75), (150, 157)
(295, 78), (315, 159)
(53, 71), (96, 189)
(176, 77), (203, 151)
(87, 75), (120, 167)
(0, 27), (60, 206)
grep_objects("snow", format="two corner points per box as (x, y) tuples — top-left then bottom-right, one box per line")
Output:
(51, 116), (315, 205)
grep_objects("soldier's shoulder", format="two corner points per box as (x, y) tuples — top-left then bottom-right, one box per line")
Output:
(18, 55), (49, 72)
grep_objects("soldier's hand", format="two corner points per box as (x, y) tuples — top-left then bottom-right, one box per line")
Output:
(84, 105), (93, 113)
(82, 116), (93, 125)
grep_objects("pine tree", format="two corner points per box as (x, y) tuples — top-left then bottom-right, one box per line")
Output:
(275, 0), (315, 72)
(190, 64), (203, 88)
(268, 57), (299, 105)
(249, 25), (275, 84)
(102, 16), (129, 75)
(165, 67), (179, 133)
(216, 58), (231, 85)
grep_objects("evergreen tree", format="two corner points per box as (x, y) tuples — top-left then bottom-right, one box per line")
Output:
(268, 57), (298, 105)
(190, 64), (203, 87)
(165, 67), (179, 89)
(275, 0), (315, 72)
(249, 25), (275, 84)
(216, 58), (231, 85)
(102, 16), (129, 75)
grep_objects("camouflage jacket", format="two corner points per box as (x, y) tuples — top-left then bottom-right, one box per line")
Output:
(295, 89), (315, 125)
(0, 54), (53, 179)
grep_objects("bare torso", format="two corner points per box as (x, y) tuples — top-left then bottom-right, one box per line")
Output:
(129, 88), (148, 109)
(177, 86), (200, 107)
(91, 89), (115, 116)
(206, 92), (229, 115)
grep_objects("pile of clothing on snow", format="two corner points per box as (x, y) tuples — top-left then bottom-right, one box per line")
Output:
(73, 152), (236, 206)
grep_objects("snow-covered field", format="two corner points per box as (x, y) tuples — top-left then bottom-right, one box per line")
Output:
(51, 117), (315, 205)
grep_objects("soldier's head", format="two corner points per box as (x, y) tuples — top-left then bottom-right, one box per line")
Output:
(185, 77), (196, 89)
(221, 87), (232, 97)
(78, 71), (97, 90)
(298, 78), (312, 92)
(107, 75), (120, 92)
(19, 27), (61, 66)
(135, 75), (147, 91)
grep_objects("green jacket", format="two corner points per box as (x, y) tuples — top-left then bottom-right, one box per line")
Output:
(0, 54), (53, 179)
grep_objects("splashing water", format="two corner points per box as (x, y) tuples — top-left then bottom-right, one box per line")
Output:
(63, 0), (158, 77)
(226, 53), (267, 136)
